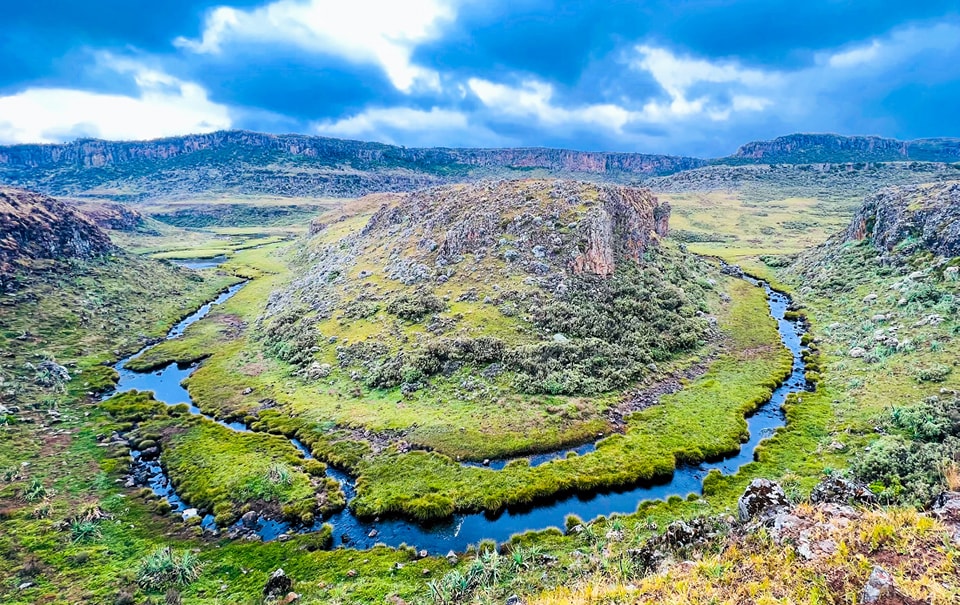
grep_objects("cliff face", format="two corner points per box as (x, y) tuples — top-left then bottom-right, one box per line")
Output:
(0, 187), (114, 278)
(845, 182), (960, 257)
(725, 134), (960, 165)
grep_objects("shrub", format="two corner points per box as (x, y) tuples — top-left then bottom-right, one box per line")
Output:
(137, 546), (204, 591)
(853, 397), (960, 504)
(386, 290), (446, 321)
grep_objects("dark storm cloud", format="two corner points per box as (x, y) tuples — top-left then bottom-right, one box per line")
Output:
(1, 0), (959, 154)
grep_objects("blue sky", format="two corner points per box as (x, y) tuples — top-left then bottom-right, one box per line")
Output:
(1, 1), (958, 156)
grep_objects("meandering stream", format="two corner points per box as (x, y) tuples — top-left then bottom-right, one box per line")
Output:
(111, 275), (809, 552)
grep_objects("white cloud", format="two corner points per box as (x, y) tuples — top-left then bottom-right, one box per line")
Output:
(468, 78), (633, 130)
(176, 0), (455, 93)
(827, 40), (882, 68)
(0, 56), (230, 144)
(632, 45), (777, 122)
(313, 106), (506, 147)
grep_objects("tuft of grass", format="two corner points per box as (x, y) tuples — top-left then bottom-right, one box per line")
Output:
(136, 546), (204, 592)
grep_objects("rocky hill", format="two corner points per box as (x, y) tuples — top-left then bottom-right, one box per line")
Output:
(71, 201), (147, 232)
(845, 181), (960, 258)
(720, 133), (960, 165)
(0, 187), (114, 283)
(0, 131), (705, 201)
(263, 179), (716, 399)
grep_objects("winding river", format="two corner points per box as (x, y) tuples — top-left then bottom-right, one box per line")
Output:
(111, 274), (809, 552)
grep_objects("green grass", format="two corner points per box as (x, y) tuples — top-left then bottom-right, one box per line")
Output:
(115, 395), (346, 526)
(346, 278), (793, 520)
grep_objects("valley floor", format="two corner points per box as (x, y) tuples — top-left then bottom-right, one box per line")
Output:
(2, 186), (959, 604)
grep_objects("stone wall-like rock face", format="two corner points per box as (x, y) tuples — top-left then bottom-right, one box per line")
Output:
(571, 186), (668, 276)
(845, 182), (960, 258)
(0, 187), (114, 278)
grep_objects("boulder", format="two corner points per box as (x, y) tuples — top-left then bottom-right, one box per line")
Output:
(932, 491), (960, 523)
(738, 479), (790, 522)
(810, 476), (877, 505)
(263, 569), (292, 601)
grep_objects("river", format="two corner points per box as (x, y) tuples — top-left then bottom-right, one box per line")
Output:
(110, 275), (809, 552)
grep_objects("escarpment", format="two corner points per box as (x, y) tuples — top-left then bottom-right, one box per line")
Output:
(0, 187), (114, 279)
(845, 182), (960, 257)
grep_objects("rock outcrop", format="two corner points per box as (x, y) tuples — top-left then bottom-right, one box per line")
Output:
(73, 202), (146, 232)
(845, 182), (960, 257)
(0, 187), (113, 281)
(361, 180), (670, 278)
(724, 133), (960, 164)
(737, 478), (790, 521)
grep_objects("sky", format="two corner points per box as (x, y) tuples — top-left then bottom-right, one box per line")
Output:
(1, 1), (959, 157)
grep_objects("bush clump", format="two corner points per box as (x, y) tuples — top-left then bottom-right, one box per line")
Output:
(137, 546), (203, 591)
(853, 396), (960, 504)
(385, 290), (447, 321)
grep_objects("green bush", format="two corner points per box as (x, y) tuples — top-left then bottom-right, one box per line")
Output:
(386, 290), (446, 321)
(853, 397), (960, 504)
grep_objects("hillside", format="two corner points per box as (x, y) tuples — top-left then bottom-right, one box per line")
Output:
(720, 133), (960, 164)
(0, 187), (114, 285)
(0, 131), (704, 201)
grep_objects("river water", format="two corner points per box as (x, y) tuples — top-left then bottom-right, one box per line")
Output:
(111, 276), (809, 552)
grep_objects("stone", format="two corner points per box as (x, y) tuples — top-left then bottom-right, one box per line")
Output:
(280, 593), (300, 605)
(863, 293), (878, 303)
(346, 569), (358, 578)
(446, 550), (458, 564)
(848, 347), (867, 358)
(181, 508), (199, 521)
(737, 478), (790, 522)
(810, 476), (877, 505)
(506, 595), (522, 605)
(367, 529), (378, 538)
(932, 491), (960, 523)
(241, 510), (259, 527)
(263, 569), (292, 601)
(861, 566), (896, 603)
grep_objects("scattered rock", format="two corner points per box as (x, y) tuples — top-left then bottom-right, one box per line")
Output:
(849, 347), (867, 358)
(810, 476), (876, 505)
(241, 511), (259, 527)
(738, 479), (790, 522)
(861, 566), (897, 604)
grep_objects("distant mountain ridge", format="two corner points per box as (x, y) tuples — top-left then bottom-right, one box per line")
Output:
(0, 130), (705, 201)
(720, 133), (960, 165)
(1, 130), (959, 200)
